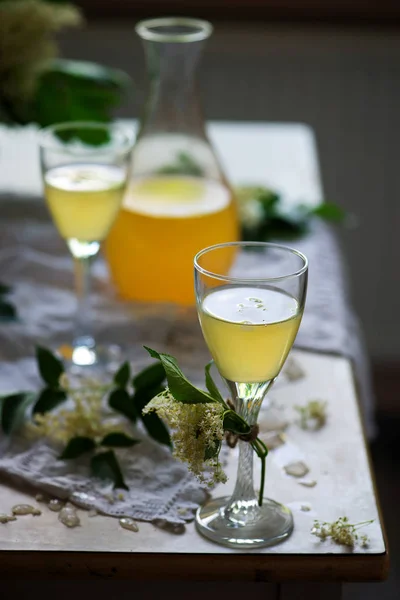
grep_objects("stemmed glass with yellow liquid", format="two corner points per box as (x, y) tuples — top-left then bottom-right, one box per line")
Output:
(39, 122), (133, 367)
(195, 242), (308, 548)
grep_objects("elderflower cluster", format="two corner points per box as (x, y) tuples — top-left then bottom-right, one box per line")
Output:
(0, 1), (82, 113)
(143, 390), (227, 487)
(295, 399), (327, 430)
(27, 376), (125, 445)
(311, 517), (372, 548)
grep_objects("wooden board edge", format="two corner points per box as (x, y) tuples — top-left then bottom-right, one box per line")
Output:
(0, 550), (389, 581)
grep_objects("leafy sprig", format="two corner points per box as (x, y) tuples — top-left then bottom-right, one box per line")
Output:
(0, 346), (170, 491)
(311, 516), (373, 548)
(143, 347), (269, 506)
(236, 186), (346, 243)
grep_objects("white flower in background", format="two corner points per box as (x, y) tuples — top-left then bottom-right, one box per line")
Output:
(238, 197), (264, 228)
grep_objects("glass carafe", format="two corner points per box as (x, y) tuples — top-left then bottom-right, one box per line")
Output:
(106, 17), (238, 305)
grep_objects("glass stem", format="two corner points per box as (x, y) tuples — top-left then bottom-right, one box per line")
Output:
(68, 239), (100, 364)
(73, 254), (93, 348)
(224, 380), (273, 525)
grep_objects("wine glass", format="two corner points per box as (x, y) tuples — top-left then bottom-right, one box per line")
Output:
(194, 241), (308, 548)
(39, 121), (133, 367)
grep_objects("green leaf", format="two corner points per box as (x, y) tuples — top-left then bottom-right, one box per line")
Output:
(0, 300), (17, 321)
(0, 282), (11, 295)
(205, 362), (225, 404)
(144, 347), (214, 405)
(33, 388), (67, 415)
(113, 362), (131, 389)
(90, 450), (129, 490)
(108, 388), (137, 422)
(100, 432), (139, 448)
(1, 392), (36, 435)
(132, 362), (166, 391)
(59, 436), (96, 460)
(134, 385), (172, 448)
(35, 346), (64, 388)
(223, 410), (251, 435)
(312, 202), (346, 222)
(204, 439), (222, 461)
(33, 59), (131, 129)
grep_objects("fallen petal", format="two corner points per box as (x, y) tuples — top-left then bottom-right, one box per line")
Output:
(284, 461), (310, 477)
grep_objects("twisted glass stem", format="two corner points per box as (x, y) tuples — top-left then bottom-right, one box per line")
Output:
(224, 380), (273, 525)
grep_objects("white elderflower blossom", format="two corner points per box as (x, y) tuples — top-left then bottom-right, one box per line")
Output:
(143, 390), (227, 487)
(27, 381), (126, 445)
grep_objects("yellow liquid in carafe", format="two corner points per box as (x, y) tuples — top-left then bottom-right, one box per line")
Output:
(105, 175), (238, 305)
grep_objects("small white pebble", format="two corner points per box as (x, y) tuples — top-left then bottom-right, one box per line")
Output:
(284, 461), (310, 478)
(48, 499), (64, 512)
(12, 504), (41, 516)
(299, 479), (317, 488)
(58, 506), (80, 528)
(0, 514), (17, 524)
(119, 517), (139, 532)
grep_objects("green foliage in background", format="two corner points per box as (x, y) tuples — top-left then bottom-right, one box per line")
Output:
(0, 0), (131, 126)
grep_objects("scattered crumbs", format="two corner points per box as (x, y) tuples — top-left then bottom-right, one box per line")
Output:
(119, 517), (139, 532)
(284, 461), (310, 478)
(88, 509), (98, 518)
(104, 494), (115, 504)
(295, 399), (327, 430)
(48, 499), (64, 512)
(35, 494), (46, 503)
(248, 297), (262, 302)
(301, 504), (312, 512)
(299, 479), (317, 488)
(177, 507), (188, 516)
(0, 514), (17, 524)
(12, 504), (41, 516)
(58, 506), (80, 528)
(117, 493), (125, 501)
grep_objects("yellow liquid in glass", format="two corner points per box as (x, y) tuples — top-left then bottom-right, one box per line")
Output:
(44, 164), (125, 242)
(105, 176), (238, 305)
(199, 286), (302, 383)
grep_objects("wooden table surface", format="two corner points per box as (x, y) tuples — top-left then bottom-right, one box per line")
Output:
(0, 350), (388, 581)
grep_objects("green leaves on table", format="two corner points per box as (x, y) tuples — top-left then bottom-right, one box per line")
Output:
(33, 346), (67, 414)
(59, 436), (96, 460)
(0, 392), (36, 435)
(90, 450), (129, 491)
(236, 186), (346, 244)
(0, 282), (17, 322)
(108, 353), (171, 448)
(113, 361), (131, 389)
(100, 432), (139, 448)
(35, 346), (64, 389)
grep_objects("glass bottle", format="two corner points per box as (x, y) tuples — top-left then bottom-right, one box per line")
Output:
(106, 17), (238, 305)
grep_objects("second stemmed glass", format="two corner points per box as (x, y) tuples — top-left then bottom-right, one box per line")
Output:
(194, 241), (308, 548)
(39, 122), (133, 367)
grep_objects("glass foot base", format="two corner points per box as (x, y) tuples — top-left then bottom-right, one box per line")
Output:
(195, 496), (294, 549)
(58, 342), (123, 372)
